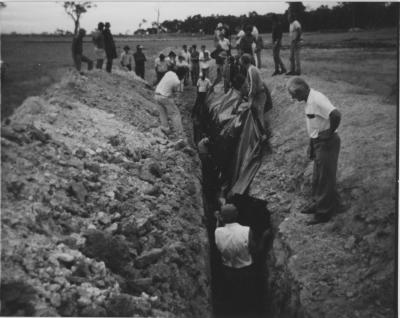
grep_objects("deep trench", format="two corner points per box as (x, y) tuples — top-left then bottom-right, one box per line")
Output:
(189, 105), (273, 318)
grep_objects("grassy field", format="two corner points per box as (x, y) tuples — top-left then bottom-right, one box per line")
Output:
(1, 28), (397, 118)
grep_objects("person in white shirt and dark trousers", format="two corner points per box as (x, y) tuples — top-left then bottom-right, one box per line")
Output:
(287, 77), (342, 224)
(287, 12), (302, 75)
(154, 68), (185, 136)
(120, 45), (133, 71)
(214, 203), (271, 316)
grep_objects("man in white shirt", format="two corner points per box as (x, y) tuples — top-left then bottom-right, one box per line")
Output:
(199, 45), (211, 78)
(155, 69), (184, 136)
(287, 77), (342, 224)
(180, 45), (191, 85)
(214, 204), (271, 315)
(287, 12), (302, 75)
(120, 45), (133, 71)
(176, 55), (189, 92)
(218, 33), (230, 53)
(214, 204), (254, 314)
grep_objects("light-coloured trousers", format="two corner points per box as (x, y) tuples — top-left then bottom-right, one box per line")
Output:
(154, 94), (184, 135)
(289, 41), (301, 73)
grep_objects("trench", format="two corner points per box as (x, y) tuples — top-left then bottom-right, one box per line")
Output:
(181, 89), (274, 318)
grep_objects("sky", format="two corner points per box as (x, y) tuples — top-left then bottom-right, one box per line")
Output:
(0, 1), (337, 34)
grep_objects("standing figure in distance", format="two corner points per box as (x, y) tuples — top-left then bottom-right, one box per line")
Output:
(287, 12), (302, 75)
(120, 45), (133, 71)
(103, 22), (117, 73)
(190, 44), (200, 86)
(72, 28), (93, 72)
(92, 22), (105, 69)
(133, 45), (147, 79)
(271, 14), (286, 76)
(199, 45), (211, 79)
(154, 53), (169, 84)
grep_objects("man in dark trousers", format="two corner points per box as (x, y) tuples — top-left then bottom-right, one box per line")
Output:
(271, 14), (286, 76)
(190, 44), (200, 86)
(133, 45), (147, 79)
(103, 22), (117, 73)
(92, 22), (105, 69)
(214, 204), (271, 316)
(72, 28), (93, 72)
(287, 12), (302, 75)
(287, 77), (342, 225)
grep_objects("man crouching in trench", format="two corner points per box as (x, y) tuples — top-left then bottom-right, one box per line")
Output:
(287, 77), (342, 225)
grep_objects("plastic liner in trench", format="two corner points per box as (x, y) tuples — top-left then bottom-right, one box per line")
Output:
(193, 82), (273, 317)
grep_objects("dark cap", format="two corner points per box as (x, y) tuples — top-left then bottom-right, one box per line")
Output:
(123, 45), (130, 50)
(220, 204), (238, 223)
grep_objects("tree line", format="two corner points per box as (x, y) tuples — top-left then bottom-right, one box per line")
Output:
(160, 2), (398, 34)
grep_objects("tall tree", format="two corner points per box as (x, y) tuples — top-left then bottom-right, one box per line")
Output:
(63, 1), (94, 35)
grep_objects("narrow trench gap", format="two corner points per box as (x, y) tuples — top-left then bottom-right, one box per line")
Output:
(190, 109), (274, 318)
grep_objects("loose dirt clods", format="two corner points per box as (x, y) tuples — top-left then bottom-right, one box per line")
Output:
(1, 70), (211, 317)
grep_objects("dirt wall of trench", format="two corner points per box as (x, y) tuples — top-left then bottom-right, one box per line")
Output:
(1, 70), (211, 317)
(250, 74), (396, 318)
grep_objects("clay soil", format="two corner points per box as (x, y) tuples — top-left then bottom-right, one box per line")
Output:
(1, 70), (211, 317)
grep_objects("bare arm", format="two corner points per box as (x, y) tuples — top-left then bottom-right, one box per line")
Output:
(318, 109), (341, 140)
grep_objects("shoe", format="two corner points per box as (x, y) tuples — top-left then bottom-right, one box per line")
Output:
(306, 213), (331, 225)
(280, 69), (287, 74)
(286, 71), (296, 76)
(272, 71), (280, 76)
(300, 205), (317, 214)
(295, 72), (301, 75)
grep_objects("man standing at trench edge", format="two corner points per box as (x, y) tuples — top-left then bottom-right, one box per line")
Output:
(287, 77), (342, 225)
(154, 67), (184, 137)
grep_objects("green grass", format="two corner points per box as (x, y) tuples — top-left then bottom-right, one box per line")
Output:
(1, 28), (397, 118)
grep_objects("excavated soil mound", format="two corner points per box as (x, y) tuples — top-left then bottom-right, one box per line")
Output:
(1, 70), (211, 317)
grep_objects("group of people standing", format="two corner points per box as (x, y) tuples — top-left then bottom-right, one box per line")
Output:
(72, 22), (116, 73)
(72, 21), (147, 79)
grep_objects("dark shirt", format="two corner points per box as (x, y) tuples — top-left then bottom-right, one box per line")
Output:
(72, 36), (83, 55)
(239, 34), (255, 54)
(103, 29), (117, 58)
(272, 23), (283, 43)
(191, 51), (200, 63)
(133, 51), (147, 66)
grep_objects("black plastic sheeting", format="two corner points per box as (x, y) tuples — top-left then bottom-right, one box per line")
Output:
(196, 83), (271, 199)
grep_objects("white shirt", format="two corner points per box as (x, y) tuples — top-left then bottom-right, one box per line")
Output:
(197, 78), (211, 92)
(218, 38), (230, 51)
(290, 20), (301, 41)
(180, 50), (191, 64)
(215, 222), (253, 269)
(120, 52), (133, 66)
(305, 88), (336, 138)
(155, 71), (180, 97)
(199, 50), (211, 69)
